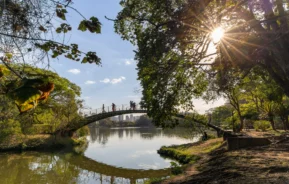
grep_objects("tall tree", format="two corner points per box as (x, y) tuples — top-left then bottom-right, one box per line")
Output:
(114, 0), (289, 125)
(0, 64), (83, 135)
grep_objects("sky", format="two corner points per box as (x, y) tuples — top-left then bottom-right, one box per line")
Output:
(47, 0), (225, 114)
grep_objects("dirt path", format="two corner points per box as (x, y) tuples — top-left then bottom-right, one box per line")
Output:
(162, 135), (289, 184)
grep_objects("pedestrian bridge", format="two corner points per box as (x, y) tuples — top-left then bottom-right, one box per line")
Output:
(55, 104), (220, 135)
(57, 108), (147, 135)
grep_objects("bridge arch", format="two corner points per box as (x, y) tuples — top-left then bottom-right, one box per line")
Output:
(56, 109), (223, 136)
(56, 110), (147, 135)
(64, 154), (171, 180)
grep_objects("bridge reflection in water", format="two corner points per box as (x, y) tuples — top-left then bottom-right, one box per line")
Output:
(0, 152), (170, 184)
(66, 154), (171, 183)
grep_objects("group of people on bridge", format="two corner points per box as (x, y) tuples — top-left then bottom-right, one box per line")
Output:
(130, 101), (136, 110)
(101, 101), (137, 113)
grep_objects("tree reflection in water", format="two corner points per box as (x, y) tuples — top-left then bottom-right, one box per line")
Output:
(0, 152), (170, 184)
(89, 127), (200, 145)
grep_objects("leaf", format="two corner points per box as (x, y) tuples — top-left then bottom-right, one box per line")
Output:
(78, 17), (101, 34)
(56, 9), (66, 20)
(52, 51), (59, 58)
(78, 21), (87, 32)
(5, 53), (13, 59)
(84, 52), (101, 64)
(82, 57), (87, 63)
(39, 25), (47, 32)
(56, 27), (62, 33)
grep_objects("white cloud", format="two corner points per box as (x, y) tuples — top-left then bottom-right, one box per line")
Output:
(100, 76), (126, 84)
(85, 80), (96, 85)
(130, 150), (156, 158)
(124, 58), (135, 65)
(138, 163), (160, 170)
(100, 78), (110, 83)
(111, 76), (126, 84)
(68, 69), (80, 74)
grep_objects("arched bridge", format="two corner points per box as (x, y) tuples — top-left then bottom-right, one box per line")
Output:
(56, 104), (148, 134)
(55, 104), (222, 135)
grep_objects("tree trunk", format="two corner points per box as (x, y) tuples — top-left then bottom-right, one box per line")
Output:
(281, 115), (289, 130)
(269, 116), (276, 130)
(236, 110), (244, 132)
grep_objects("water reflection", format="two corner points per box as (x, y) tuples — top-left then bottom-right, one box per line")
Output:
(89, 127), (198, 145)
(0, 128), (198, 184)
(85, 127), (199, 170)
(0, 152), (170, 184)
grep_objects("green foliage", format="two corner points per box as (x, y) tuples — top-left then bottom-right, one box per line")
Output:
(56, 5), (67, 20)
(253, 120), (271, 132)
(144, 178), (165, 184)
(115, 0), (289, 128)
(115, 0), (210, 127)
(78, 17), (101, 34)
(158, 146), (200, 164)
(76, 126), (90, 137)
(0, 0), (102, 83)
(0, 119), (22, 140)
(0, 64), (83, 135)
(34, 42), (101, 65)
(211, 105), (233, 127)
(56, 23), (72, 33)
(170, 162), (182, 175)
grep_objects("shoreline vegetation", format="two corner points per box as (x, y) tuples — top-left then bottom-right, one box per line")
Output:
(154, 131), (289, 184)
(158, 138), (223, 165)
(0, 134), (88, 152)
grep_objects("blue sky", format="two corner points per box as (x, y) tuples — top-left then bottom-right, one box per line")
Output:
(48, 0), (225, 113)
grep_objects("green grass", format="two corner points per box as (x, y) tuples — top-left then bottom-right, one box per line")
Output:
(144, 177), (165, 184)
(158, 138), (223, 164)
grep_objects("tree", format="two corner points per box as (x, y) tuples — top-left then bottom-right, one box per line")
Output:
(114, 0), (289, 126)
(0, 0), (102, 111)
(0, 0), (101, 65)
(0, 64), (83, 135)
(210, 105), (233, 127)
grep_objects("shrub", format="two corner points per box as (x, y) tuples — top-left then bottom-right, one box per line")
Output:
(253, 120), (271, 131)
(77, 126), (90, 137)
(170, 162), (183, 175)
(0, 119), (22, 140)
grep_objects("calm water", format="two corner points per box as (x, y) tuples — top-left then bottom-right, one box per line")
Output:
(0, 127), (199, 184)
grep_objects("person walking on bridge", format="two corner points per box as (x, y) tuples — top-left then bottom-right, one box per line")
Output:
(112, 103), (116, 112)
(102, 104), (105, 113)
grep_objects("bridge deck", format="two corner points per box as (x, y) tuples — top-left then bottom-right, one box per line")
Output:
(61, 110), (147, 133)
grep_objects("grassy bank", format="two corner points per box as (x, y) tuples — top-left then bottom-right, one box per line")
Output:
(0, 134), (87, 151)
(159, 131), (289, 184)
(158, 138), (223, 164)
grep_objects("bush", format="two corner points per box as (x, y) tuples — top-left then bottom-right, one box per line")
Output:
(0, 119), (22, 140)
(77, 126), (90, 137)
(170, 161), (183, 175)
(253, 120), (271, 131)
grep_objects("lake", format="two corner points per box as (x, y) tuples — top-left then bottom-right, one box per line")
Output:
(0, 127), (199, 184)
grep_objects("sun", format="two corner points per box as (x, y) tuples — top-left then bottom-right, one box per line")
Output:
(211, 27), (224, 43)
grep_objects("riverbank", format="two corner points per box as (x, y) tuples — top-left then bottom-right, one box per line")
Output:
(159, 133), (289, 184)
(158, 138), (223, 164)
(0, 134), (87, 152)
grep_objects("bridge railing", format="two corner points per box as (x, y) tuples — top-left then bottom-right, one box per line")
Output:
(80, 104), (146, 117)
